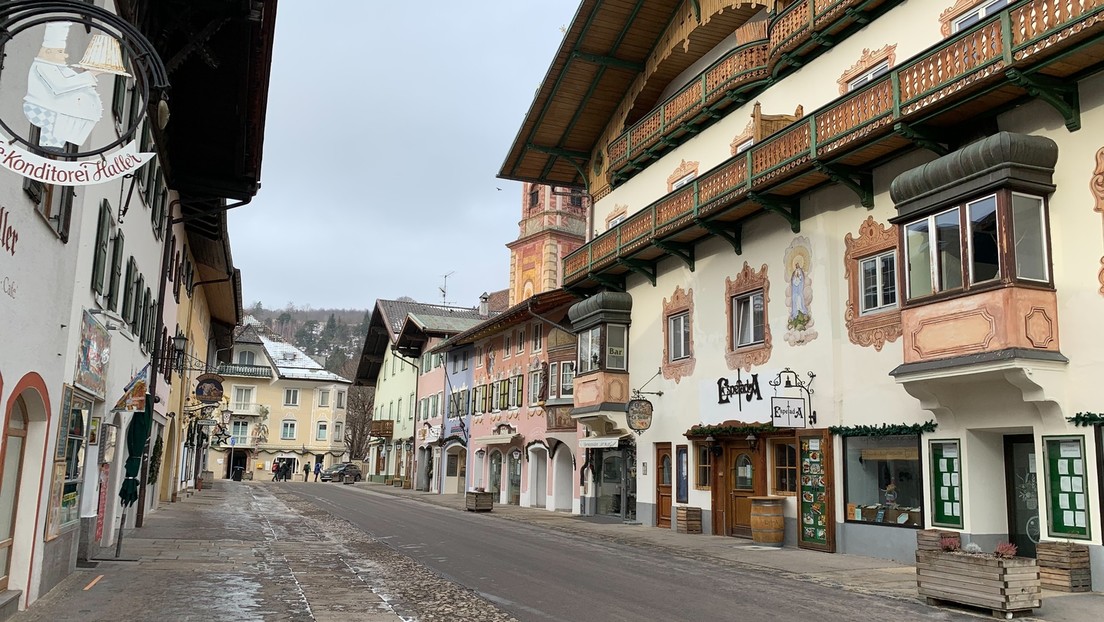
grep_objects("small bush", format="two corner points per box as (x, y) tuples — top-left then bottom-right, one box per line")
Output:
(963, 542), (983, 554)
(940, 536), (961, 552)
(994, 542), (1018, 559)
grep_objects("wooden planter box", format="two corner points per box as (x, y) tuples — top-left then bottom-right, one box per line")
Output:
(1037, 542), (1092, 593)
(465, 491), (494, 512)
(383, 478), (394, 485)
(676, 506), (702, 534)
(402, 479), (413, 489)
(916, 550), (1040, 618)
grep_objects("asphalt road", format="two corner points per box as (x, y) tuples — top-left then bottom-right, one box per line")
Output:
(289, 485), (974, 622)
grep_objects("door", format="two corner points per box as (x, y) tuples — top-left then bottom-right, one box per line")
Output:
(656, 444), (672, 528)
(0, 397), (28, 590)
(725, 440), (764, 537)
(1004, 435), (1039, 557)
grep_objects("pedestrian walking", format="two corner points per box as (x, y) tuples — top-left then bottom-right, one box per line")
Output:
(271, 461), (279, 482)
(313, 462), (322, 482)
(302, 462), (311, 481)
(279, 462), (290, 482)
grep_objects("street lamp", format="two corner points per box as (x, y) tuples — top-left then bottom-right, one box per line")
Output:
(221, 405), (237, 480)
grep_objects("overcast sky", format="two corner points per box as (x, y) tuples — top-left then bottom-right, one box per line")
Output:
(227, 1), (579, 312)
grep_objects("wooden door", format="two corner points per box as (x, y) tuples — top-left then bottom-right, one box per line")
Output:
(656, 443), (672, 528)
(0, 398), (28, 590)
(725, 440), (764, 537)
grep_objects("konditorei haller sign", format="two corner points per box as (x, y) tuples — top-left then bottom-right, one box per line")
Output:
(0, 5), (170, 185)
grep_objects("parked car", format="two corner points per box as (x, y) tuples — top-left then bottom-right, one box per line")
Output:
(320, 462), (362, 482)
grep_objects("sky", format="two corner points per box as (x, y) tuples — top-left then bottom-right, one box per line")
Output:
(228, 1), (581, 312)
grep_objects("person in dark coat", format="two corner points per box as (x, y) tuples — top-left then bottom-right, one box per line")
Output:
(302, 462), (311, 481)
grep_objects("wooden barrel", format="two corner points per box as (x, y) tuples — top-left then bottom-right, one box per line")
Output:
(750, 496), (785, 547)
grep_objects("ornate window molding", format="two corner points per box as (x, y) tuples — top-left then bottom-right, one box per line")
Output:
(938, 0), (1000, 36)
(605, 204), (628, 230)
(731, 119), (755, 155)
(667, 159), (699, 192)
(844, 216), (902, 351)
(837, 45), (897, 94)
(725, 262), (772, 371)
(662, 286), (695, 384)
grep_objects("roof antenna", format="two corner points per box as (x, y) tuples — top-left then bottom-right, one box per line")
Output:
(439, 271), (455, 306)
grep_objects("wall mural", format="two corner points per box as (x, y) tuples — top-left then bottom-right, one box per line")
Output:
(1092, 147), (1104, 296)
(783, 236), (818, 346)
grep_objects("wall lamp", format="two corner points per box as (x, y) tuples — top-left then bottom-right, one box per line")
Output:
(745, 432), (759, 452)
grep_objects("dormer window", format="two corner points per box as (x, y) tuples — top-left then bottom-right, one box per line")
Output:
(237, 350), (255, 365)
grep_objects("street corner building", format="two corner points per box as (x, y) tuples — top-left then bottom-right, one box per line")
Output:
(498, 0), (1104, 590)
(0, 0), (277, 616)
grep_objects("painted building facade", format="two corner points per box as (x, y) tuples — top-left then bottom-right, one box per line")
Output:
(501, 0), (1104, 588)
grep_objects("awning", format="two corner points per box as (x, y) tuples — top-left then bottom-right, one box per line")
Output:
(472, 434), (520, 446)
(579, 435), (624, 448)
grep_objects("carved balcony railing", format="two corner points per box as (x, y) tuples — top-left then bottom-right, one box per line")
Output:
(568, 0), (1104, 286)
(216, 363), (273, 378)
(606, 0), (898, 183)
(370, 420), (394, 438)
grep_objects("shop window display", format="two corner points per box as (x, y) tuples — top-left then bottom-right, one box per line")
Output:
(843, 435), (922, 527)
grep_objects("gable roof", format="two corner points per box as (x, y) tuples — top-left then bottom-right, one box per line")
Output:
(434, 289), (578, 351)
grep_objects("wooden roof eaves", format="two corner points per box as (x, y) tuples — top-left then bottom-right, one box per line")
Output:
(499, 0), (684, 185)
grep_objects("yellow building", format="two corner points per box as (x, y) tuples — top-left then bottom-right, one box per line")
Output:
(208, 318), (351, 481)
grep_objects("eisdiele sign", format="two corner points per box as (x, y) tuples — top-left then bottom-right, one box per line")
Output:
(0, 16), (160, 186)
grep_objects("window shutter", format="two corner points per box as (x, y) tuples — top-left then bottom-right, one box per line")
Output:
(91, 200), (111, 294)
(131, 274), (144, 333)
(121, 257), (135, 322)
(107, 230), (124, 310)
(514, 376), (523, 407)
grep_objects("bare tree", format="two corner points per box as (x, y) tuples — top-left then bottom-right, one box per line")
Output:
(344, 385), (375, 460)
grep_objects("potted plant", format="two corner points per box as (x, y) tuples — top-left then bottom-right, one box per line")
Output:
(916, 533), (1040, 619)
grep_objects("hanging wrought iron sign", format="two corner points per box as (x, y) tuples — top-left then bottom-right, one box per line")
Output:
(626, 398), (654, 434)
(193, 373), (224, 404)
(0, 1), (170, 185)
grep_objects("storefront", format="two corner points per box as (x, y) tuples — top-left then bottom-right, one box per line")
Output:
(581, 436), (635, 520)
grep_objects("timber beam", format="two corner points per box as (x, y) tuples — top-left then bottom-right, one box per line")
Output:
(1006, 69), (1080, 132)
(749, 192), (801, 232)
(812, 161), (874, 209)
(617, 258), (658, 286)
(893, 122), (950, 156)
(696, 219), (743, 254)
(652, 241), (695, 272)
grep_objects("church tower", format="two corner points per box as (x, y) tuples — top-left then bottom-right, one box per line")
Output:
(506, 183), (587, 306)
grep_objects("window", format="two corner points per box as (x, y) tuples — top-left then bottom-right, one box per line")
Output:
(408, 393), (415, 419)
(498, 379), (511, 410)
(734, 454), (754, 490)
(316, 422), (328, 441)
(476, 346), (483, 367)
(23, 125), (75, 242)
(568, 189), (585, 208)
(606, 324), (627, 370)
(503, 335), (512, 358)
(421, 353), (431, 373)
(548, 362), (559, 399)
(772, 441), (798, 494)
(281, 420), (296, 440)
(560, 362), (575, 396)
(429, 393), (439, 419)
(846, 60), (890, 91)
(532, 325), (543, 352)
(462, 351), (469, 370)
(733, 291), (765, 347)
(336, 390), (346, 409)
(671, 172), (696, 190)
(860, 251), (897, 314)
(668, 312), (691, 361)
(231, 387), (254, 412)
(334, 422), (343, 442)
(59, 393), (92, 529)
(951, 0), (1011, 33)
(529, 371), (542, 405)
(238, 350), (256, 365)
(121, 258), (136, 324)
(696, 444), (712, 488)
(284, 389), (299, 406)
(903, 192), (1047, 301)
(91, 200), (112, 295)
(490, 382), (500, 411)
(508, 376), (523, 409)
(451, 354), (459, 373)
(318, 390), (330, 408)
(734, 139), (754, 154)
(106, 229), (124, 311)
(231, 421), (249, 446)
(607, 213), (627, 229)
(843, 435), (922, 527)
(578, 326), (601, 373)
(529, 185), (540, 209)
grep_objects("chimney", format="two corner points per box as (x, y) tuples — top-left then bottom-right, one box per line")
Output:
(479, 292), (489, 317)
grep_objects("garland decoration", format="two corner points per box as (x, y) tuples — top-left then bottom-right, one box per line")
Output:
(685, 422), (775, 438)
(1067, 412), (1104, 427)
(828, 421), (937, 437)
(147, 435), (164, 484)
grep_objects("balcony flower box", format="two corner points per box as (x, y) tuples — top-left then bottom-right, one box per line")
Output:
(916, 549), (1040, 618)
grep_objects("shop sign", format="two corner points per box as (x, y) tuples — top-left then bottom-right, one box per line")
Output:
(771, 396), (807, 428)
(0, 12), (163, 186)
(579, 436), (620, 448)
(716, 370), (762, 408)
(626, 398), (654, 433)
(194, 373), (225, 403)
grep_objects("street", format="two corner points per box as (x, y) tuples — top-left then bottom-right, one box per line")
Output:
(285, 483), (973, 622)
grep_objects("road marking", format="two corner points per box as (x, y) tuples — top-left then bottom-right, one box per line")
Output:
(83, 575), (104, 591)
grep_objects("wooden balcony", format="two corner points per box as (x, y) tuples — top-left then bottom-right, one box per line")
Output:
(569, 0), (1104, 288)
(370, 420), (394, 438)
(607, 0), (899, 184)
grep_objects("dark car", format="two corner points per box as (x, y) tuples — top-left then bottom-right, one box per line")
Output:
(320, 462), (362, 482)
